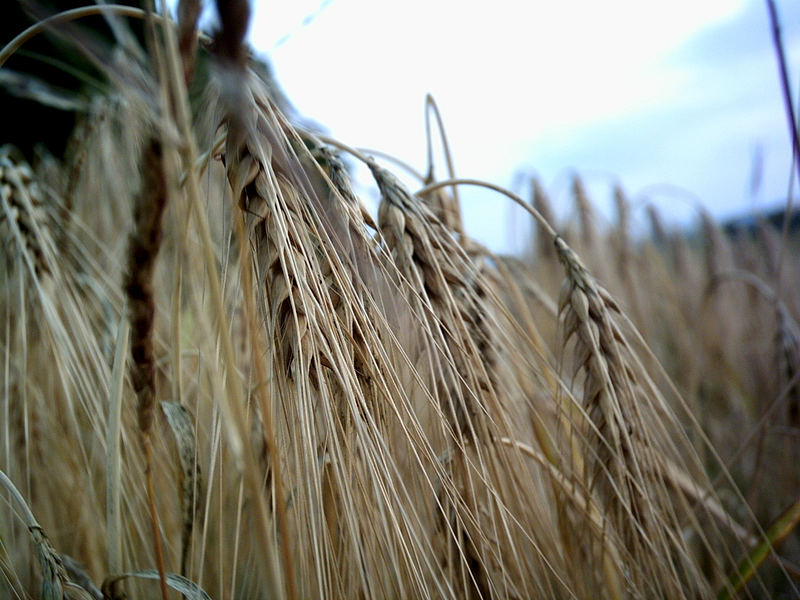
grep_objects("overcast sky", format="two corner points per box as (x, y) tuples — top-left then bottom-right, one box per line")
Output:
(241, 0), (800, 253)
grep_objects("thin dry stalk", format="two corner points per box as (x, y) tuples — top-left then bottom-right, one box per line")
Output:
(421, 95), (463, 237)
(572, 175), (596, 250)
(766, 0), (800, 183)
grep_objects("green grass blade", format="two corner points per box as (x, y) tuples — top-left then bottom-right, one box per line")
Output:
(717, 495), (800, 600)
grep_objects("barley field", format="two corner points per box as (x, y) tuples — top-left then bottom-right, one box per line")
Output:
(1, 3), (799, 599)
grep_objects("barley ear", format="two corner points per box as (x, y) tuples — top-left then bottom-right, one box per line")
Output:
(0, 146), (54, 280)
(161, 401), (203, 577)
(0, 469), (70, 600)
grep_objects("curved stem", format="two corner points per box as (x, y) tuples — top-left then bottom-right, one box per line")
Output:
(414, 177), (558, 241)
(315, 133), (375, 167)
(356, 147), (425, 181)
(0, 4), (214, 69)
(706, 269), (779, 307)
(765, 0), (800, 182)
(0, 468), (38, 528)
(0, 5), (145, 68)
(424, 94), (462, 232)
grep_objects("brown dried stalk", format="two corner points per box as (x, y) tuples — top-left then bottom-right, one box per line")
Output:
(177, 0), (202, 85)
(123, 137), (169, 600)
(212, 0), (250, 70)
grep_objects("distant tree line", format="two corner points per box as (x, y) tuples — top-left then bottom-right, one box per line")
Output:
(722, 206), (800, 238)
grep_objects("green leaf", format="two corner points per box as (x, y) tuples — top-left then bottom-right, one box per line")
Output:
(717, 495), (800, 600)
